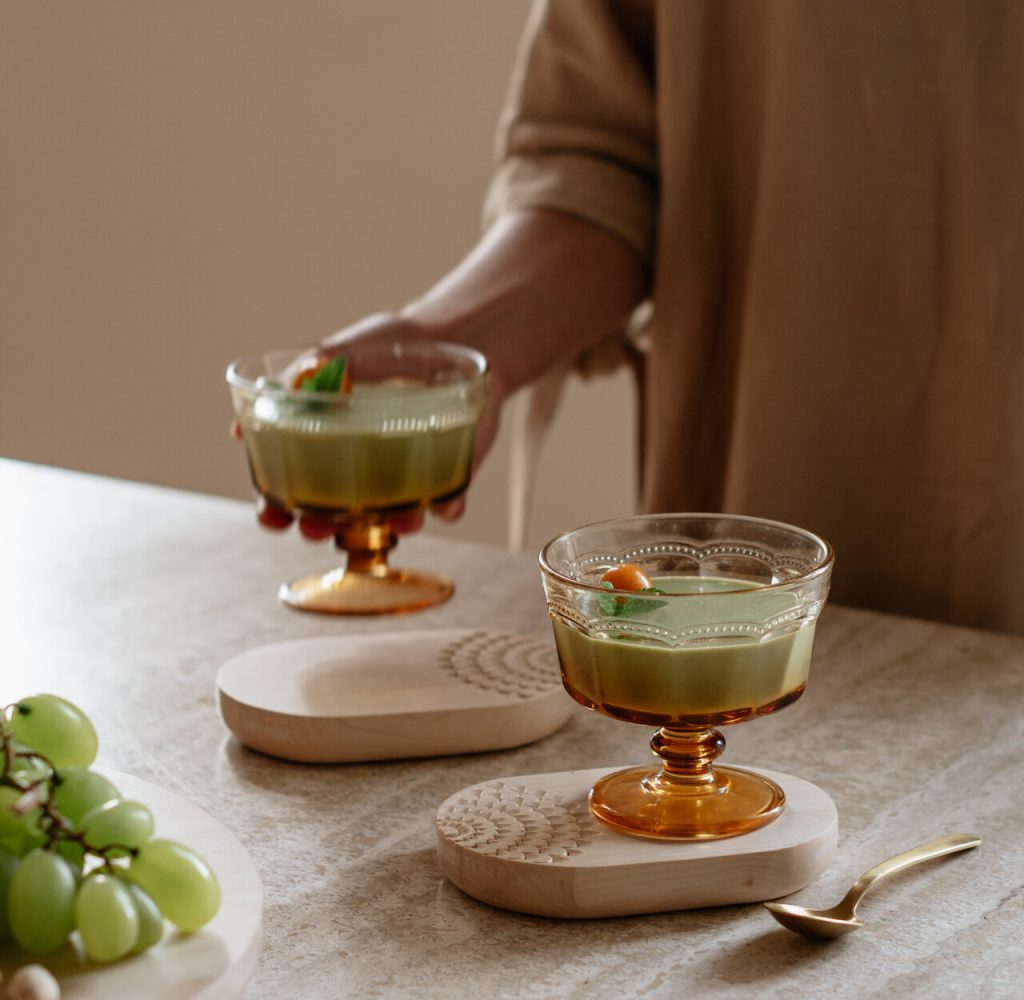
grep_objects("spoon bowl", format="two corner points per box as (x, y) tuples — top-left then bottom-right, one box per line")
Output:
(764, 832), (981, 939)
(764, 902), (865, 939)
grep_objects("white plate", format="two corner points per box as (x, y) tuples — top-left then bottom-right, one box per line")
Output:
(0, 768), (262, 1000)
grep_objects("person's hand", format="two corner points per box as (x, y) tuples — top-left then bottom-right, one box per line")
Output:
(317, 310), (505, 472)
(252, 491), (438, 541)
(231, 208), (646, 543)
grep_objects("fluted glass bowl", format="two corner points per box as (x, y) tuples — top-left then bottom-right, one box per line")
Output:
(540, 513), (833, 839)
(228, 340), (487, 614)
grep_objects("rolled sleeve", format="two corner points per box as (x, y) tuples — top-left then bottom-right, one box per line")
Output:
(484, 0), (658, 262)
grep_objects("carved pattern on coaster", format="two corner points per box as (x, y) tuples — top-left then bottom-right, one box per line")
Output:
(437, 781), (598, 864)
(438, 632), (562, 700)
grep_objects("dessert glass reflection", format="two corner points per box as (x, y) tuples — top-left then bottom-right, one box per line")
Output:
(227, 341), (487, 614)
(539, 514), (833, 840)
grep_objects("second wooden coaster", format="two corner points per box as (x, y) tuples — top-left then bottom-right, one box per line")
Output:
(436, 765), (838, 918)
(217, 629), (572, 762)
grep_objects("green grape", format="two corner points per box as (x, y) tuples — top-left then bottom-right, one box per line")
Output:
(128, 839), (220, 932)
(7, 848), (77, 954)
(0, 786), (46, 857)
(80, 800), (154, 856)
(53, 767), (120, 825)
(75, 873), (140, 963)
(116, 876), (164, 953)
(0, 847), (19, 943)
(8, 694), (98, 769)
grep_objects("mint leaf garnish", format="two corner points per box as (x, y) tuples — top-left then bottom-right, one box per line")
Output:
(302, 356), (348, 393)
(595, 581), (667, 617)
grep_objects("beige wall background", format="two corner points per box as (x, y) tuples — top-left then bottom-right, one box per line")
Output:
(0, 1), (637, 553)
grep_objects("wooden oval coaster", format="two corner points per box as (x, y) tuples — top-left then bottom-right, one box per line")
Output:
(216, 629), (573, 762)
(0, 768), (262, 999)
(436, 766), (838, 917)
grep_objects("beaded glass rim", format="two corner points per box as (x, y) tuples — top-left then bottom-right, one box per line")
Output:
(539, 513), (834, 597)
(226, 341), (488, 402)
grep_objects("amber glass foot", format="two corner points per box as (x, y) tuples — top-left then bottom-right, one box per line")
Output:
(278, 519), (453, 616)
(589, 728), (785, 840)
(279, 566), (453, 615)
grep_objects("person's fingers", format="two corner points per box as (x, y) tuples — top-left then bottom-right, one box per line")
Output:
(256, 496), (293, 531)
(230, 418), (242, 440)
(320, 312), (422, 355)
(462, 364), (505, 472)
(258, 497), (434, 540)
(431, 495), (466, 522)
(249, 316), (498, 542)
(298, 514), (337, 541)
(471, 399), (500, 472)
(273, 314), (420, 389)
(389, 510), (425, 535)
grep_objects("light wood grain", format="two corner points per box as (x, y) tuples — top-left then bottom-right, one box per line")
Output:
(216, 630), (573, 762)
(436, 766), (837, 918)
(0, 769), (262, 1000)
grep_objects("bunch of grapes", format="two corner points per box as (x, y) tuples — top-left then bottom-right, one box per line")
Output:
(0, 694), (220, 965)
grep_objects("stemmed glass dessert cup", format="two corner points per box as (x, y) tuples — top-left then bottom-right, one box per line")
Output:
(539, 513), (833, 840)
(227, 340), (487, 615)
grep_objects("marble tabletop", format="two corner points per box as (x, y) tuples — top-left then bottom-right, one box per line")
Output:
(2, 460), (1022, 998)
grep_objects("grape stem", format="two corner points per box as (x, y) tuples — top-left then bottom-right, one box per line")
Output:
(0, 712), (139, 862)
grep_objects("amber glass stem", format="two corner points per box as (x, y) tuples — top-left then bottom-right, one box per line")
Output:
(649, 728), (726, 788)
(335, 520), (397, 577)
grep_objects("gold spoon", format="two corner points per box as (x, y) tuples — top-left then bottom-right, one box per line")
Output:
(764, 832), (982, 938)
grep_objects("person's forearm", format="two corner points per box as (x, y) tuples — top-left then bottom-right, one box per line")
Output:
(400, 208), (649, 396)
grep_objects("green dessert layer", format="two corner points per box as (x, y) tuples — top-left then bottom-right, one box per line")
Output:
(239, 383), (477, 514)
(552, 575), (815, 724)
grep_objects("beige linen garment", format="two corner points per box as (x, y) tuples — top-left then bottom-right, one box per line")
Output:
(486, 0), (1024, 632)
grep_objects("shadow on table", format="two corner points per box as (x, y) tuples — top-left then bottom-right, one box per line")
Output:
(697, 926), (851, 984)
(214, 731), (463, 794)
(342, 844), (845, 965)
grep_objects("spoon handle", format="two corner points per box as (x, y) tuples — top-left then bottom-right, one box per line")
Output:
(843, 833), (981, 913)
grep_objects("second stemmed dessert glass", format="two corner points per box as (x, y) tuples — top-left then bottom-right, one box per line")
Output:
(540, 514), (833, 840)
(227, 340), (487, 615)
